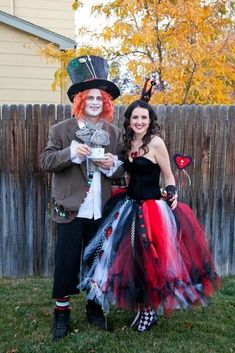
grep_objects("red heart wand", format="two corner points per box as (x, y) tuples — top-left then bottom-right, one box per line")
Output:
(173, 153), (193, 190)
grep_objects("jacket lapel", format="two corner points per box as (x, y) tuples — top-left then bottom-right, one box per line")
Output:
(67, 118), (84, 143)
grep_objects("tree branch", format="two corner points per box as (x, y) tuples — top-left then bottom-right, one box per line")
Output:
(182, 61), (197, 104)
(109, 50), (151, 60)
(155, 15), (164, 87)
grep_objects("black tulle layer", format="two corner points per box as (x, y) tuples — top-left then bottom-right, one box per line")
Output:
(80, 194), (220, 314)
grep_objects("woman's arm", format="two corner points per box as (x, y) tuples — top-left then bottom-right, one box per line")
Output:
(152, 136), (178, 209)
(153, 136), (175, 185)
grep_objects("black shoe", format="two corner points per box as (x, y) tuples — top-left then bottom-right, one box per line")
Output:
(133, 308), (158, 333)
(86, 300), (111, 331)
(52, 309), (70, 342)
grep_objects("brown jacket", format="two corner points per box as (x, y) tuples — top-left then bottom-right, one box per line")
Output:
(40, 117), (123, 223)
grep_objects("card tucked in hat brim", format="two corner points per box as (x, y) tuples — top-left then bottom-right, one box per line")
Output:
(67, 78), (120, 102)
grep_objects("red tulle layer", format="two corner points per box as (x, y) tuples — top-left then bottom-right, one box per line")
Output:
(107, 200), (220, 314)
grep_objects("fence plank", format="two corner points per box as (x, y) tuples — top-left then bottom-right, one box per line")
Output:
(226, 106), (235, 274)
(0, 106), (2, 277)
(0, 104), (234, 277)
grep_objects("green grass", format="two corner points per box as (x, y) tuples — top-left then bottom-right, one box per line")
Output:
(0, 277), (234, 353)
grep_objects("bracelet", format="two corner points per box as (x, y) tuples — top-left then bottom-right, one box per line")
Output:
(165, 185), (177, 199)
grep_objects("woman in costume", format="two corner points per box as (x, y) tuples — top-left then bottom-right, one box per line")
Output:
(80, 98), (220, 333)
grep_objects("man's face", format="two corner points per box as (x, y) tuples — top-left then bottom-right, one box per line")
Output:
(84, 89), (103, 120)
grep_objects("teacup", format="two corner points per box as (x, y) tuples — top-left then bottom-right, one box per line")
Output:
(91, 147), (105, 159)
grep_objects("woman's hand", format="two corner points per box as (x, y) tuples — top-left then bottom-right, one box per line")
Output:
(161, 185), (178, 210)
(169, 192), (178, 210)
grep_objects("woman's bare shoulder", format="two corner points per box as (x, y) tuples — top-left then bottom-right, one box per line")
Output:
(150, 135), (165, 147)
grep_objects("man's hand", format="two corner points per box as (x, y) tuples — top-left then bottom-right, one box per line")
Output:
(93, 153), (114, 170)
(75, 143), (91, 159)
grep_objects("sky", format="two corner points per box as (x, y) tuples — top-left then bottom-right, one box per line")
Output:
(74, 1), (106, 45)
(73, 0), (131, 93)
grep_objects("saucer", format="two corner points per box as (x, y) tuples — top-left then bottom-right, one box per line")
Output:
(88, 156), (109, 160)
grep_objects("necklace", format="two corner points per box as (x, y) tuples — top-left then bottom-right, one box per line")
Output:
(130, 151), (139, 160)
(130, 138), (143, 160)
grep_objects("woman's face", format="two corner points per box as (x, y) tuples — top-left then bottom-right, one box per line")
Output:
(129, 106), (150, 136)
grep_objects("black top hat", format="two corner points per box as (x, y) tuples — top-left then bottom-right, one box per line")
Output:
(67, 55), (120, 102)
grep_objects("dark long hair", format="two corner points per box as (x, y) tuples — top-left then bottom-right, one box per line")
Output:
(122, 99), (161, 156)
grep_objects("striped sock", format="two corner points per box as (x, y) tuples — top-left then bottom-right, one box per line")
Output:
(55, 296), (70, 311)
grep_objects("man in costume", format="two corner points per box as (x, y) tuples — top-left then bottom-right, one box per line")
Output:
(40, 55), (122, 341)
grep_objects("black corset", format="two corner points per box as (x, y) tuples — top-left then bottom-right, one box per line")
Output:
(124, 157), (161, 201)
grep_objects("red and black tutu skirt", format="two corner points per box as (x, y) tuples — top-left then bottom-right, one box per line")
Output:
(80, 193), (220, 314)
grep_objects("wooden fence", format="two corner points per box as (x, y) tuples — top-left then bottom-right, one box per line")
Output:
(0, 104), (234, 278)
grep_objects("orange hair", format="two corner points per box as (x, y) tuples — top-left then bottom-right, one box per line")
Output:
(72, 90), (114, 122)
